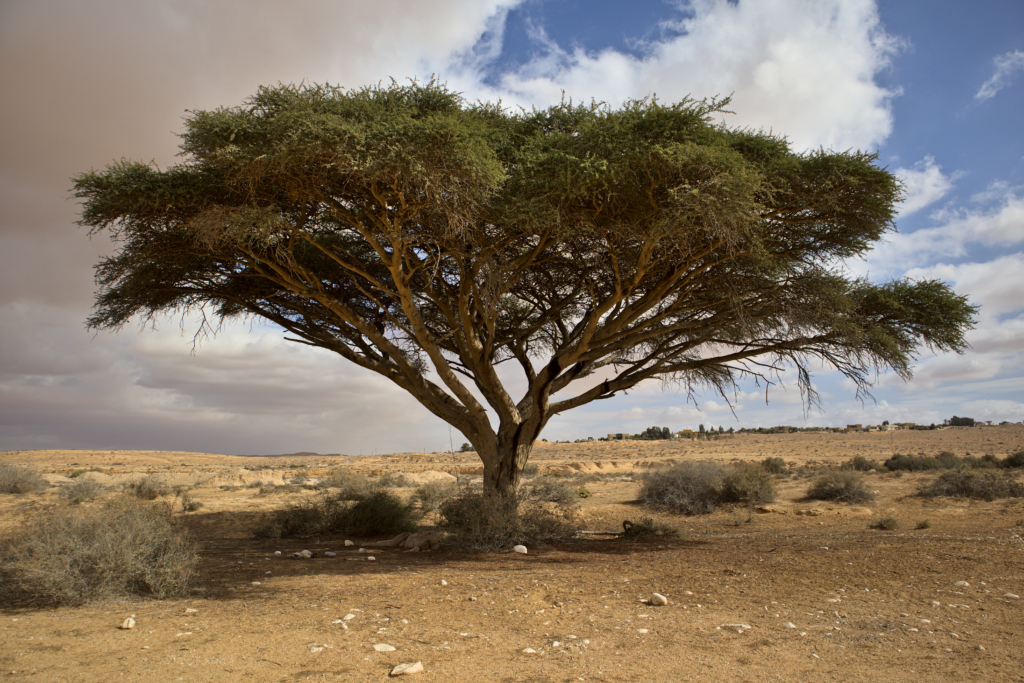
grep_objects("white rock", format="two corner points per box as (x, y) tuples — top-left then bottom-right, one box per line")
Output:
(185, 608), (198, 613)
(522, 648), (536, 654)
(899, 612), (909, 617)
(439, 580), (448, 586)
(975, 644), (986, 651)
(373, 643), (397, 652)
(955, 581), (970, 587)
(367, 556), (376, 561)
(343, 613), (356, 621)
(651, 593), (669, 606)
(513, 545), (528, 554)
(324, 551), (337, 558)
(120, 617), (135, 630)
(637, 629), (648, 634)
(783, 622), (796, 629)
(930, 601), (941, 607)
(552, 641), (561, 647)
(265, 570), (272, 575)
(344, 540), (355, 547)
(390, 661), (424, 676)
(309, 646), (324, 653)
(274, 550), (282, 556)
(358, 548), (367, 553)
(1004, 593), (1020, 599)
(251, 581), (261, 585)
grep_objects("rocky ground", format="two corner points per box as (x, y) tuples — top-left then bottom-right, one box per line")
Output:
(1, 427), (1022, 682)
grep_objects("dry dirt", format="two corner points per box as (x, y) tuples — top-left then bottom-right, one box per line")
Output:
(2, 427), (1023, 682)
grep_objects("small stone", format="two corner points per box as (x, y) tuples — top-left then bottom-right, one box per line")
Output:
(324, 551), (337, 558)
(374, 643), (397, 652)
(637, 629), (648, 634)
(899, 612), (909, 617)
(367, 556), (376, 561)
(552, 640), (561, 646)
(724, 623), (752, 630)
(309, 646), (324, 653)
(359, 548), (367, 553)
(185, 608), (198, 613)
(930, 601), (941, 607)
(651, 593), (669, 606)
(954, 581), (969, 587)
(265, 570), (272, 575)
(522, 648), (537, 654)
(513, 545), (528, 554)
(1004, 593), (1020, 599)
(682, 591), (693, 596)
(783, 622), (796, 629)
(390, 661), (424, 676)
(582, 639), (590, 645)
(344, 540), (355, 547)
(975, 644), (986, 651)
(274, 550), (282, 556)
(343, 613), (356, 621)
(120, 618), (135, 630)
(908, 628), (918, 632)
(439, 580), (448, 586)
(251, 581), (261, 585)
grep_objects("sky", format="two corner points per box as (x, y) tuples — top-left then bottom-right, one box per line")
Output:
(1, 0), (1022, 456)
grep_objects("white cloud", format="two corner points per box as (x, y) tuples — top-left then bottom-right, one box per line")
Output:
(457, 0), (900, 152)
(905, 254), (1024, 318)
(976, 49), (1024, 101)
(894, 156), (956, 216)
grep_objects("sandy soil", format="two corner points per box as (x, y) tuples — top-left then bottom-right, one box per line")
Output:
(1, 426), (1023, 682)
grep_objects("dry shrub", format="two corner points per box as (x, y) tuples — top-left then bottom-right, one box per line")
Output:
(805, 469), (875, 503)
(0, 464), (48, 494)
(847, 455), (881, 471)
(252, 493), (347, 538)
(129, 476), (168, 500)
(328, 469), (381, 500)
(413, 480), (460, 513)
(527, 477), (579, 505)
(639, 462), (724, 515)
(343, 491), (418, 536)
(761, 457), (788, 474)
(1002, 451), (1024, 469)
(622, 517), (679, 539)
(438, 492), (579, 550)
(59, 480), (106, 504)
(1, 498), (198, 605)
(719, 463), (776, 505)
(870, 515), (900, 530)
(922, 470), (1024, 501)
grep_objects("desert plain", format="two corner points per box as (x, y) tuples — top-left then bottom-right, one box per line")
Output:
(1, 426), (1023, 682)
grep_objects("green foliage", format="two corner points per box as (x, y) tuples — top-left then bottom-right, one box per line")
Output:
(438, 492), (580, 550)
(1002, 451), (1024, 469)
(343, 491), (418, 536)
(0, 464), (48, 495)
(719, 463), (776, 505)
(847, 455), (881, 471)
(633, 426), (673, 441)
(921, 471), (1024, 500)
(327, 469), (381, 500)
(527, 477), (579, 505)
(252, 493), (349, 539)
(805, 469), (875, 503)
(2, 498), (198, 605)
(639, 462), (725, 515)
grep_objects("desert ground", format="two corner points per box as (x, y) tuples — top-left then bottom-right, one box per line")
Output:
(2, 426), (1023, 682)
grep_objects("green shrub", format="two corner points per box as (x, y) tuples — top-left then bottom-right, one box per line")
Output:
(577, 487), (593, 498)
(129, 476), (168, 500)
(438, 492), (579, 550)
(921, 470), (1024, 500)
(59, 480), (105, 504)
(915, 519), (931, 530)
(805, 469), (875, 503)
(639, 462), (725, 515)
(180, 495), (203, 512)
(870, 515), (900, 530)
(1, 498), (198, 605)
(0, 464), (48, 494)
(527, 477), (578, 505)
(343, 491), (418, 536)
(413, 480), (460, 513)
(884, 453), (944, 472)
(719, 463), (776, 505)
(622, 517), (679, 539)
(328, 469), (381, 500)
(761, 457), (788, 474)
(252, 493), (348, 538)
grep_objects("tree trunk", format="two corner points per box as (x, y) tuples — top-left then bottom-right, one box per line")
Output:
(479, 430), (535, 497)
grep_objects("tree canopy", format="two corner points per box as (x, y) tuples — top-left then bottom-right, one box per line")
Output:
(74, 81), (977, 494)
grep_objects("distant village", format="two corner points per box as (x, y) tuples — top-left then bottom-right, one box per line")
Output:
(538, 416), (1021, 445)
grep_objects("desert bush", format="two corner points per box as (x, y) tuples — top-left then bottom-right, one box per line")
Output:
(761, 457), (788, 474)
(180, 495), (203, 512)
(915, 519), (931, 529)
(256, 483), (301, 496)
(378, 471), (410, 488)
(413, 480), (460, 513)
(1002, 451), (1024, 469)
(921, 470), (1024, 501)
(0, 464), (48, 494)
(622, 517), (679, 539)
(252, 493), (348, 538)
(521, 463), (540, 477)
(870, 515), (900, 530)
(438, 492), (579, 550)
(328, 469), (381, 500)
(343, 491), (418, 536)
(640, 462), (725, 515)
(2, 498), (198, 605)
(961, 454), (1000, 469)
(805, 469), (875, 503)
(129, 476), (168, 500)
(719, 463), (776, 505)
(847, 455), (881, 471)
(527, 477), (579, 505)
(577, 487), (593, 498)
(59, 480), (105, 504)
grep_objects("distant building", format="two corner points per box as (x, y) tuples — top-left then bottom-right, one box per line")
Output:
(607, 433), (630, 440)
(845, 424), (863, 432)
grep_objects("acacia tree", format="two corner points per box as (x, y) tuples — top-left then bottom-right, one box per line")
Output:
(74, 82), (976, 495)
